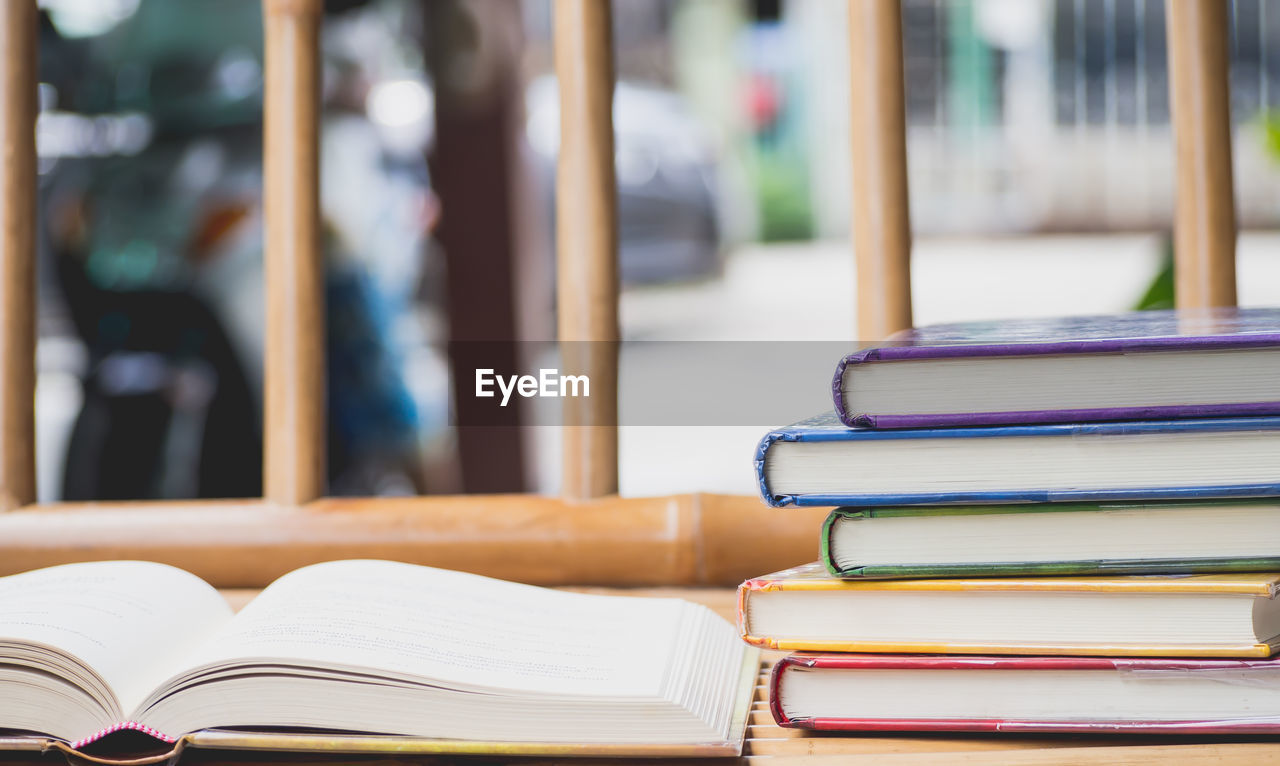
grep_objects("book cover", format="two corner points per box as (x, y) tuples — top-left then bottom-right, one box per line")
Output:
(755, 413), (1280, 508)
(770, 653), (1280, 734)
(820, 500), (1280, 578)
(834, 308), (1280, 428)
(737, 562), (1280, 657)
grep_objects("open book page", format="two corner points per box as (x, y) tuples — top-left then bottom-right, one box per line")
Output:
(0, 562), (232, 716)
(175, 560), (691, 699)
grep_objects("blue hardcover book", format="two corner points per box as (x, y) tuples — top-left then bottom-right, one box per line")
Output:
(755, 413), (1280, 508)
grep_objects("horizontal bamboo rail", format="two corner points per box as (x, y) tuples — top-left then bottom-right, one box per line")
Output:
(1166, 0), (1237, 308)
(0, 494), (827, 587)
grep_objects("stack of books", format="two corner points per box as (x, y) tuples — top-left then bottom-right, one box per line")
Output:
(739, 309), (1280, 734)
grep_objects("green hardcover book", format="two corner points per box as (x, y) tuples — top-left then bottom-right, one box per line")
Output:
(821, 499), (1280, 578)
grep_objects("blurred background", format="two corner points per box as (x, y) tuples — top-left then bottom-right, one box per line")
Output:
(30, 0), (1280, 504)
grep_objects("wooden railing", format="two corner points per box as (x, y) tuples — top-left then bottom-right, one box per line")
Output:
(849, 0), (913, 343)
(263, 0), (327, 506)
(1166, 0), (1238, 309)
(0, 0), (37, 513)
(554, 0), (620, 499)
(0, 0), (1239, 587)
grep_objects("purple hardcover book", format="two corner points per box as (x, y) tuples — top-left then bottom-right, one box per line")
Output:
(835, 308), (1280, 429)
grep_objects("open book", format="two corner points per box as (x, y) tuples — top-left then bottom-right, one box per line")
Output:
(0, 560), (754, 759)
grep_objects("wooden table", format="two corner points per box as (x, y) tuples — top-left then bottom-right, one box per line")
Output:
(219, 587), (1280, 765)
(9, 588), (1279, 766)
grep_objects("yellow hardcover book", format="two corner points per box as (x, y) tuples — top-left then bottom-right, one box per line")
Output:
(738, 563), (1280, 657)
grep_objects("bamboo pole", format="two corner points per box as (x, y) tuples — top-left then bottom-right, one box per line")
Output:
(1166, 0), (1237, 309)
(263, 0), (326, 504)
(553, 0), (619, 499)
(0, 0), (37, 511)
(0, 495), (829, 587)
(848, 0), (913, 343)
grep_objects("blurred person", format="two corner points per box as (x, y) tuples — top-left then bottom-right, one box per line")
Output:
(38, 0), (438, 500)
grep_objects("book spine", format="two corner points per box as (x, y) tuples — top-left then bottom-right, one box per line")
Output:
(768, 655), (799, 726)
(818, 509), (848, 576)
(830, 351), (884, 428)
(71, 722), (175, 750)
(754, 430), (798, 508)
(737, 578), (781, 649)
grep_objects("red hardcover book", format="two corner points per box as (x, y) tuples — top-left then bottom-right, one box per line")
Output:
(770, 653), (1280, 734)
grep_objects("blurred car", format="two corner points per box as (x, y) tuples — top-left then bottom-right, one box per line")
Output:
(525, 76), (723, 286)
